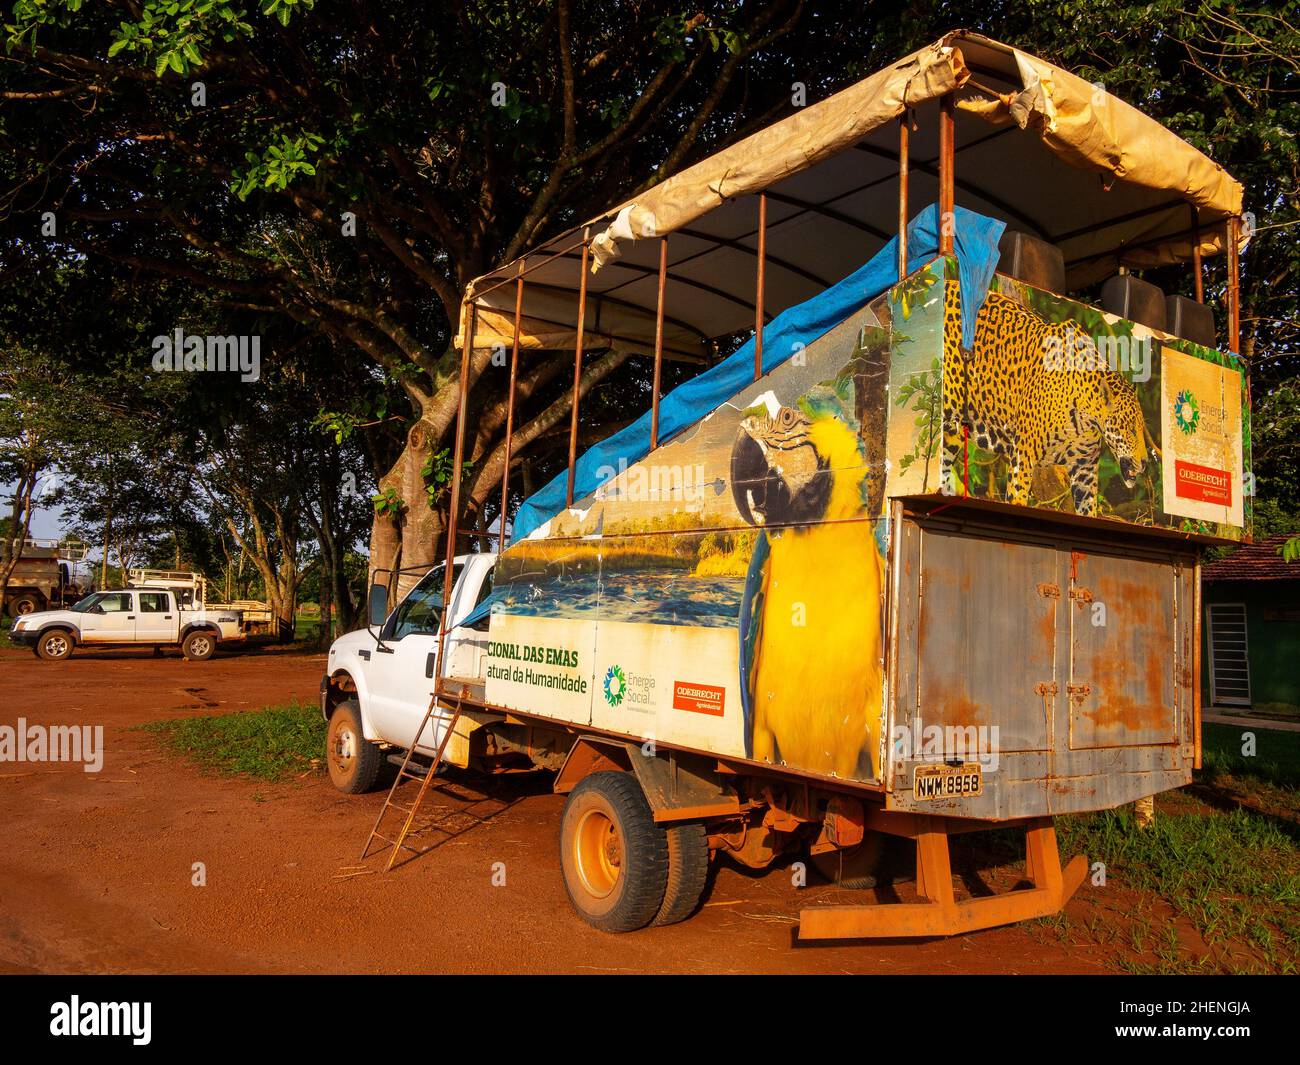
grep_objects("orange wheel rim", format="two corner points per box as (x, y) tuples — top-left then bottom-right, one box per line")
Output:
(574, 809), (621, 898)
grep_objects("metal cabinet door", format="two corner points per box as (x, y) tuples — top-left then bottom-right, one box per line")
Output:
(1065, 549), (1179, 750)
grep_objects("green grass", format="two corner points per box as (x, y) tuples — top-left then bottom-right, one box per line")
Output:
(1057, 783), (1300, 973)
(139, 701), (326, 782)
(1201, 721), (1300, 789)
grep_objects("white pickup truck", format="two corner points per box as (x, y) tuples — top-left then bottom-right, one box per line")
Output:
(320, 554), (495, 792)
(10, 587), (244, 661)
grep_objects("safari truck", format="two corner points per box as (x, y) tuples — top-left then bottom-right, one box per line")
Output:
(323, 31), (1250, 939)
(2, 538), (89, 617)
(11, 579), (246, 661)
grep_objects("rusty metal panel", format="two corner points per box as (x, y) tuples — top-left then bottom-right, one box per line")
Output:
(1067, 551), (1177, 750)
(914, 528), (1057, 753)
(886, 508), (1198, 820)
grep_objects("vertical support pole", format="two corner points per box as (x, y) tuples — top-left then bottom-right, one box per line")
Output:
(938, 93), (955, 255)
(565, 238), (591, 507)
(898, 114), (910, 281)
(754, 192), (767, 382)
(435, 300), (476, 693)
(650, 237), (667, 450)
(1226, 216), (1241, 354)
(498, 263), (525, 552)
(1190, 204), (1203, 304)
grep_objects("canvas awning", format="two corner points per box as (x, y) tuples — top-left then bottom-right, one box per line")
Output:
(460, 29), (1244, 358)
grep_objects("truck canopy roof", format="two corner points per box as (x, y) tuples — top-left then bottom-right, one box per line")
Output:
(460, 30), (1243, 360)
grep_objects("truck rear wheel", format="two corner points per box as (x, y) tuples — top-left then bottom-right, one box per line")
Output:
(651, 821), (711, 926)
(559, 771), (668, 933)
(36, 628), (73, 661)
(181, 630), (216, 661)
(326, 699), (384, 794)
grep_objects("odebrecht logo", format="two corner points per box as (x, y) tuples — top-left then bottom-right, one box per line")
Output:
(603, 665), (627, 707)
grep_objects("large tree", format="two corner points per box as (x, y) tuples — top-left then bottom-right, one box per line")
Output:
(1, 0), (1295, 575)
(0, 0), (852, 576)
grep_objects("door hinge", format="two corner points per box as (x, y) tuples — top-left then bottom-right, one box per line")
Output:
(1037, 583), (1060, 599)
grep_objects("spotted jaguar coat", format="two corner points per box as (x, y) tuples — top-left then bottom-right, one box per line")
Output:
(940, 284), (1156, 516)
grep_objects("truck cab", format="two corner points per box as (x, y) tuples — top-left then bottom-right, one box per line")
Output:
(10, 587), (242, 661)
(321, 554), (495, 792)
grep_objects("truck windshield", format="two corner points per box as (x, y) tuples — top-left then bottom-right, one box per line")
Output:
(383, 564), (463, 640)
(71, 591), (132, 613)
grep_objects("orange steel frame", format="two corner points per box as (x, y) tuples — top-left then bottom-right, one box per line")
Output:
(431, 91), (1242, 938)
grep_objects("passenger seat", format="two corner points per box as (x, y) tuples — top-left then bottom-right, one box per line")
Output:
(1101, 274), (1166, 332)
(997, 230), (1065, 294)
(1165, 294), (1217, 348)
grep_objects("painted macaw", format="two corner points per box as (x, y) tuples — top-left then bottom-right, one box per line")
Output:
(733, 401), (884, 780)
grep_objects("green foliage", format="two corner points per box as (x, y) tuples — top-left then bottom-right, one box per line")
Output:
(894, 355), (942, 482)
(371, 486), (403, 516)
(420, 448), (473, 508)
(232, 131), (324, 199)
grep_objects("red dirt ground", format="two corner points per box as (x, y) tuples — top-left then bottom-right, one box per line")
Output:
(0, 641), (1181, 974)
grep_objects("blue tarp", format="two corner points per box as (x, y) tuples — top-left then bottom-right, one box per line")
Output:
(508, 203), (1005, 544)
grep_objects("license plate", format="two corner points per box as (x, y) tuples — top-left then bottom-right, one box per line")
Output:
(913, 763), (983, 800)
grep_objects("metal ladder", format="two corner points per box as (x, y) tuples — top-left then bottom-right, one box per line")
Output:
(359, 693), (464, 871)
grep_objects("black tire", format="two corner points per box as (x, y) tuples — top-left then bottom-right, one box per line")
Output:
(651, 821), (711, 926)
(559, 771), (668, 933)
(36, 628), (73, 661)
(326, 699), (384, 794)
(7, 594), (42, 618)
(181, 629), (217, 661)
(811, 832), (886, 889)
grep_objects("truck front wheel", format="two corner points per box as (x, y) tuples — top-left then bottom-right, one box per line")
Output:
(326, 699), (384, 794)
(559, 771), (668, 933)
(181, 630), (216, 661)
(36, 628), (73, 661)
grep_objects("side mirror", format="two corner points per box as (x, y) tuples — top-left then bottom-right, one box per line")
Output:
(367, 583), (389, 628)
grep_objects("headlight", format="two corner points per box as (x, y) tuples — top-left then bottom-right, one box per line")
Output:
(11, 620), (24, 631)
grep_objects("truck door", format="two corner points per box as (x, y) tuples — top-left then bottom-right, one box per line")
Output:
(136, 591), (179, 643)
(366, 563), (463, 751)
(80, 591), (137, 643)
(444, 559), (494, 683)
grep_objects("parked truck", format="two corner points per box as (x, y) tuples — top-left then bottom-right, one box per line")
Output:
(10, 568), (279, 661)
(2, 538), (89, 617)
(323, 31), (1251, 939)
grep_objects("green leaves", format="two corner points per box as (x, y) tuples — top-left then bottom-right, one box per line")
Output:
(102, 2), (255, 76)
(63, 1), (315, 76)
(231, 131), (324, 199)
(260, 0), (314, 29)
(371, 486), (403, 517)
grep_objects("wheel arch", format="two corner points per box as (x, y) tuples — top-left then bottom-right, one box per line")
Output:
(180, 621), (221, 641)
(36, 621), (80, 644)
(323, 669), (379, 741)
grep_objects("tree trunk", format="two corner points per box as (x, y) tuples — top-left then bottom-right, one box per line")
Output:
(373, 419), (446, 602)
(0, 470), (37, 617)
